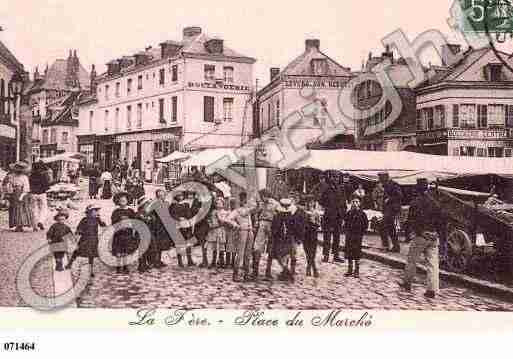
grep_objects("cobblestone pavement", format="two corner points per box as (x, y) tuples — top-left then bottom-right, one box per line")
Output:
(0, 212), (55, 307)
(3, 180), (513, 311)
(74, 248), (513, 311)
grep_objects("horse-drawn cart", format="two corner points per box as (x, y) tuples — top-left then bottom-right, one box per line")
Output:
(432, 186), (513, 281)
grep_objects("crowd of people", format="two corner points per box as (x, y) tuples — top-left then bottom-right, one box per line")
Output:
(0, 158), (449, 298)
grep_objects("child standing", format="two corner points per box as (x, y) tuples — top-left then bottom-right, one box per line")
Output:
(206, 197), (229, 270)
(111, 191), (137, 274)
(66, 204), (107, 278)
(344, 196), (369, 278)
(47, 208), (73, 272)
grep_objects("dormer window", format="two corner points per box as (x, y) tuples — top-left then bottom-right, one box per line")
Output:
(484, 63), (503, 82)
(311, 59), (328, 75)
(204, 65), (215, 81)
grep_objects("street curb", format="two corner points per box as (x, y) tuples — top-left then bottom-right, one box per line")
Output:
(361, 247), (513, 303)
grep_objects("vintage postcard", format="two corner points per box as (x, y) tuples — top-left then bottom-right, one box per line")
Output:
(1, 0), (513, 353)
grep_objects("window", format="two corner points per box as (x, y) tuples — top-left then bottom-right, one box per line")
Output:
(171, 96), (177, 122)
(507, 105), (513, 128)
(115, 108), (120, 131)
(159, 99), (165, 122)
(311, 59), (328, 75)
(505, 148), (513, 157)
(204, 65), (215, 81)
(127, 105), (132, 129)
(488, 104), (505, 127)
(477, 104), (487, 128)
(488, 147), (504, 158)
(50, 128), (57, 143)
(62, 131), (69, 144)
(159, 68), (165, 85)
(416, 110), (422, 130)
(127, 78), (133, 95)
(460, 104), (476, 128)
(490, 64), (503, 82)
(204, 96), (215, 122)
(223, 98), (234, 121)
(138, 75), (143, 90)
(276, 99), (280, 126)
(42, 129), (49, 144)
(104, 110), (109, 132)
(223, 66), (234, 83)
(434, 105), (445, 128)
(426, 108), (434, 130)
(476, 148), (487, 157)
(172, 65), (178, 82)
(137, 103), (143, 128)
(267, 103), (271, 127)
(452, 104), (459, 128)
(89, 111), (94, 132)
(115, 82), (120, 97)
(460, 146), (476, 157)
(105, 85), (109, 101)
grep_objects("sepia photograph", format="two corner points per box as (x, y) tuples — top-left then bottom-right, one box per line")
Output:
(2, 1), (513, 340)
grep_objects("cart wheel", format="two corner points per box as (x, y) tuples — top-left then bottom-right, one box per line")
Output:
(447, 229), (473, 273)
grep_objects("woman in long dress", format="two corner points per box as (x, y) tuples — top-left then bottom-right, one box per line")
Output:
(88, 164), (101, 199)
(101, 169), (113, 200)
(10, 162), (35, 232)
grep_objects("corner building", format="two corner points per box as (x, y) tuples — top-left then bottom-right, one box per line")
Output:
(78, 26), (256, 171)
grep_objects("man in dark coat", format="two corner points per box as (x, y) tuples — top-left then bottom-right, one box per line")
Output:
(270, 198), (306, 282)
(121, 158), (129, 184)
(169, 192), (195, 267)
(378, 172), (403, 253)
(29, 160), (51, 230)
(400, 178), (446, 299)
(319, 177), (346, 263)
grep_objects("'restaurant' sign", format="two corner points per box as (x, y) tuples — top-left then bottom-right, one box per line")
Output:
(188, 82), (250, 91)
(284, 77), (348, 89)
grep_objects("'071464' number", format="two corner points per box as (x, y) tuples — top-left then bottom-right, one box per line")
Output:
(3, 342), (36, 351)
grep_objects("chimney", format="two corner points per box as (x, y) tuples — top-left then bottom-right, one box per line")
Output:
(90, 64), (97, 93)
(305, 39), (320, 51)
(107, 59), (121, 76)
(205, 38), (224, 54)
(160, 40), (181, 59)
(382, 44), (394, 63)
(441, 44), (462, 66)
(34, 66), (41, 81)
(135, 51), (149, 66)
(270, 68), (280, 81)
(183, 26), (202, 41)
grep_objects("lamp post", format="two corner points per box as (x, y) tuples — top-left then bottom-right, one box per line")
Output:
(10, 71), (24, 162)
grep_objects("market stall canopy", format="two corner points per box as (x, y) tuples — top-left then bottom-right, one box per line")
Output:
(347, 170), (457, 185)
(182, 148), (240, 168)
(41, 152), (84, 163)
(282, 149), (513, 175)
(155, 151), (190, 163)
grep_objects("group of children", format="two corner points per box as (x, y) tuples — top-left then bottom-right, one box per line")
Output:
(46, 185), (371, 282)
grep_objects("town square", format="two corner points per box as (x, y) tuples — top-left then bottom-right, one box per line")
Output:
(3, 0), (513, 315)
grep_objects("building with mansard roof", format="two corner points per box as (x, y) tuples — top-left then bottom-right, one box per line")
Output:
(416, 45), (513, 157)
(77, 26), (256, 176)
(355, 46), (418, 152)
(254, 39), (355, 152)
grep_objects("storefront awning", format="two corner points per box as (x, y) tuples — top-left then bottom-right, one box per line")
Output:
(155, 151), (190, 163)
(181, 148), (240, 167)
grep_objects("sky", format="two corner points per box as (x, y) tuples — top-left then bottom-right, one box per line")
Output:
(0, 0), (469, 87)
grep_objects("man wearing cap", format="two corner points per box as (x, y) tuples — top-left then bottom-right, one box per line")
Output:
(254, 189), (280, 281)
(378, 172), (403, 253)
(319, 176), (346, 263)
(400, 178), (447, 299)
